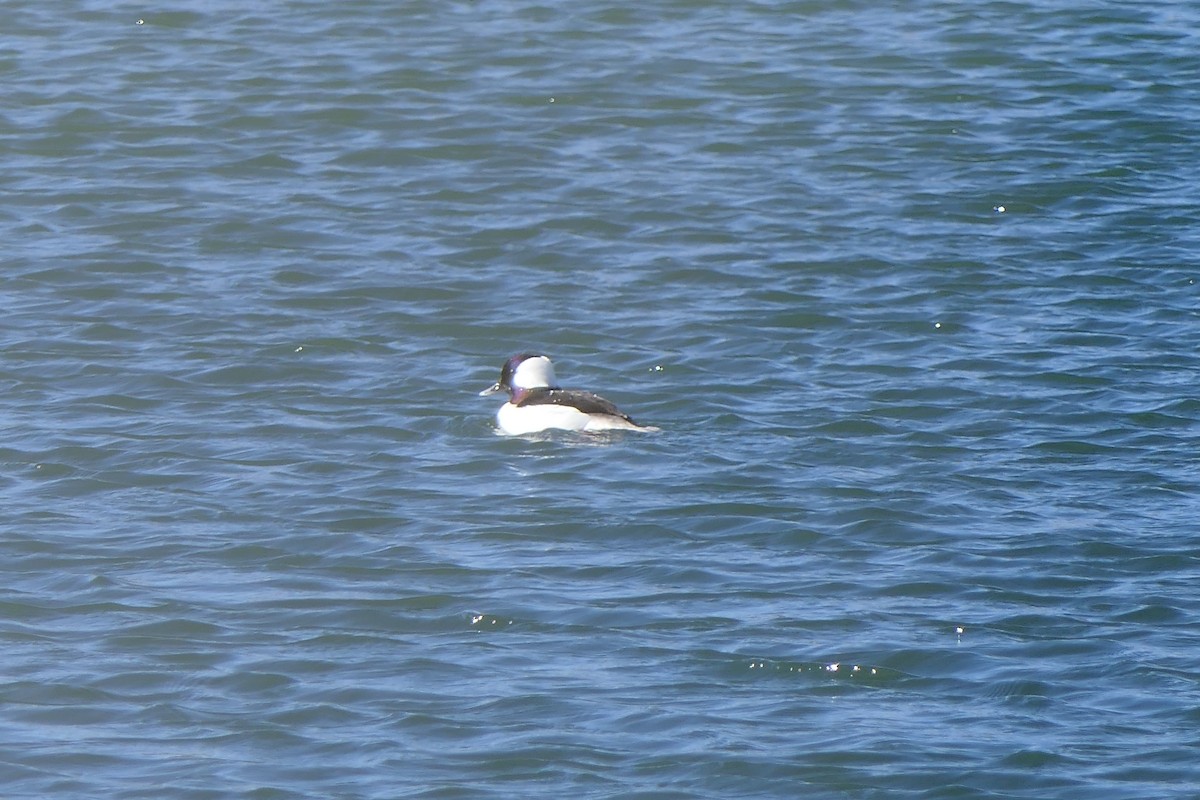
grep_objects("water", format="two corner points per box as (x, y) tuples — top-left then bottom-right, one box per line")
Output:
(2, 1), (1199, 797)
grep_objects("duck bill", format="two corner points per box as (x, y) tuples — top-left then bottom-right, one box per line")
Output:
(479, 383), (502, 396)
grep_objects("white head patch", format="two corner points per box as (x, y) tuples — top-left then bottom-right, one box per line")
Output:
(511, 355), (558, 390)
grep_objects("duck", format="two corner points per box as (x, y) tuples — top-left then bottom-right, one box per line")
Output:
(479, 353), (658, 435)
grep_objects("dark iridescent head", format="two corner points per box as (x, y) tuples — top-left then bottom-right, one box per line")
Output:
(479, 353), (559, 398)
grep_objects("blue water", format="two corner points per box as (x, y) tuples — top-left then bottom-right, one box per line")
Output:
(2, 2), (1199, 797)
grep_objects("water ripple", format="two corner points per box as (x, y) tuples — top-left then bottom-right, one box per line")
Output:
(2, 1), (1200, 798)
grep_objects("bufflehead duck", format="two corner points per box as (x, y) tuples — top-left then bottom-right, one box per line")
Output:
(479, 353), (658, 435)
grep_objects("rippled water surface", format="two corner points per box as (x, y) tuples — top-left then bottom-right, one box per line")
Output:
(3, 2), (1200, 797)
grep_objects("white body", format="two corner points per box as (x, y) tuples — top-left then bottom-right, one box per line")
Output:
(496, 402), (651, 435)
